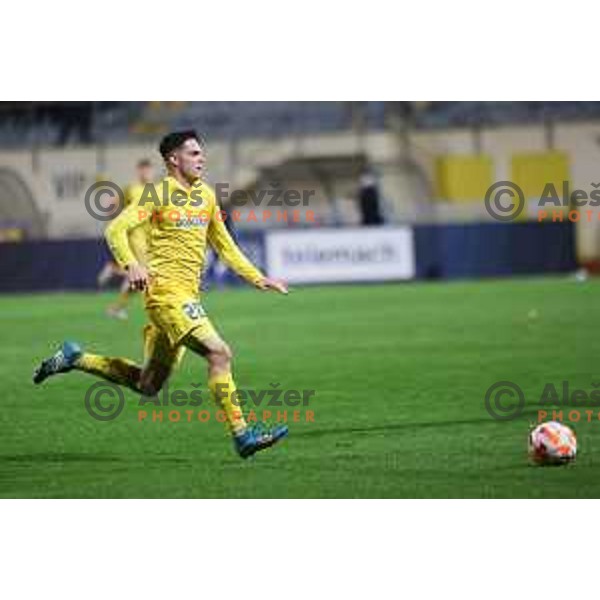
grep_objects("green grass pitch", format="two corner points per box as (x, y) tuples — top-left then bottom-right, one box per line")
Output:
(1, 277), (600, 498)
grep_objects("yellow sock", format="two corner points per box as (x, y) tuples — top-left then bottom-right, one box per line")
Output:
(208, 372), (247, 435)
(76, 353), (142, 393)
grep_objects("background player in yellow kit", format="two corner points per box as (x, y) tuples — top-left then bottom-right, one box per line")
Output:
(34, 131), (289, 458)
(97, 159), (154, 320)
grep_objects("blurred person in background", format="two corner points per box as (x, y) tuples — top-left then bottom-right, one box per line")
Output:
(97, 159), (154, 319)
(358, 166), (384, 226)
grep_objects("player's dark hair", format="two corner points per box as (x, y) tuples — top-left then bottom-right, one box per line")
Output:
(159, 130), (201, 159)
(137, 158), (152, 168)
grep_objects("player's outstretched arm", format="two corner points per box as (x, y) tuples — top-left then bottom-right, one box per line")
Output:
(208, 207), (288, 295)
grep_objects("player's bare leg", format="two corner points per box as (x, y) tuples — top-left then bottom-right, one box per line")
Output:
(97, 261), (120, 287)
(106, 278), (132, 321)
(97, 261), (132, 320)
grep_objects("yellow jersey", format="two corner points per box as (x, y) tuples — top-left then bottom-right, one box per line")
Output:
(105, 176), (263, 297)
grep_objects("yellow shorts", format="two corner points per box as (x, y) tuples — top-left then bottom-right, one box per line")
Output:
(143, 286), (221, 371)
(143, 323), (186, 371)
(145, 286), (216, 345)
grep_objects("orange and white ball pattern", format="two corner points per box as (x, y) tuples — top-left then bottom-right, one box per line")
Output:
(529, 421), (577, 465)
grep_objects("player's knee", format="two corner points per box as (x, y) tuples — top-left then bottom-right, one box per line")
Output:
(139, 380), (162, 396)
(138, 371), (166, 396)
(207, 343), (233, 371)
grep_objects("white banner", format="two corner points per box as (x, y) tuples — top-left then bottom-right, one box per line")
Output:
(266, 227), (415, 284)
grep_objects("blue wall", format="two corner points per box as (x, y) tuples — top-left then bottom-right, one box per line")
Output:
(414, 221), (576, 279)
(0, 233), (267, 293)
(0, 238), (105, 293)
(0, 222), (576, 293)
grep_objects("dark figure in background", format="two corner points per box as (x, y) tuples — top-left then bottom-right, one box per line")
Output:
(358, 168), (384, 226)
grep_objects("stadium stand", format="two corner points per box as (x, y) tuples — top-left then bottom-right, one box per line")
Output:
(5, 102), (600, 148)
(412, 101), (600, 128)
(0, 102), (389, 147)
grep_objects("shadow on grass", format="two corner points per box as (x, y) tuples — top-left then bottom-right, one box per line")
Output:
(0, 453), (194, 465)
(0, 453), (123, 464)
(295, 409), (542, 439)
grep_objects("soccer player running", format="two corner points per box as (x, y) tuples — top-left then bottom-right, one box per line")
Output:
(97, 158), (154, 320)
(34, 131), (289, 458)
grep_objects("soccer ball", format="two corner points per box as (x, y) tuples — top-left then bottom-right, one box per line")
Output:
(529, 421), (577, 465)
